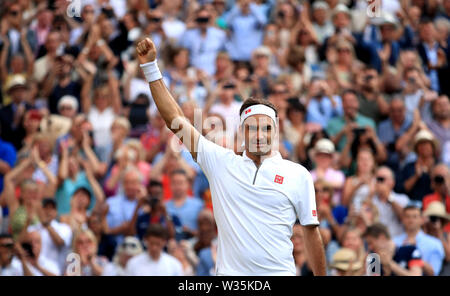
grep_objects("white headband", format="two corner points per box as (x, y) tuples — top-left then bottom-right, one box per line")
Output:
(240, 104), (277, 126)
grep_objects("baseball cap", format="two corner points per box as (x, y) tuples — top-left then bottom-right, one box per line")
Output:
(312, 1), (329, 11)
(332, 4), (351, 17)
(119, 236), (143, 256)
(57, 95), (79, 111)
(379, 13), (399, 28)
(253, 46), (271, 58)
(314, 139), (335, 154)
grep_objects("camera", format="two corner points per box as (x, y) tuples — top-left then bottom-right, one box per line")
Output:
(353, 127), (366, 136)
(278, 11), (285, 19)
(434, 175), (445, 185)
(21, 242), (34, 258)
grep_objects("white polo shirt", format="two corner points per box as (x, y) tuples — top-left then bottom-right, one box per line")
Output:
(125, 252), (183, 276)
(196, 135), (319, 276)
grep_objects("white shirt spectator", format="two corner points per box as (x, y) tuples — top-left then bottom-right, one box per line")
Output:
(162, 17), (186, 42)
(0, 257), (24, 276)
(88, 106), (115, 148)
(27, 255), (61, 276)
(125, 252), (183, 276)
(28, 220), (72, 271)
(372, 192), (410, 237)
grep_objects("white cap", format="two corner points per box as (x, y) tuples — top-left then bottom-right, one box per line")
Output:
(312, 1), (329, 10)
(57, 95), (79, 111)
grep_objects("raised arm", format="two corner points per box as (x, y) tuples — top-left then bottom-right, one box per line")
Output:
(136, 38), (201, 160)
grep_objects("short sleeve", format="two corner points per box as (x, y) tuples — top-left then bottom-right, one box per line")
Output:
(195, 135), (235, 178)
(296, 168), (320, 226)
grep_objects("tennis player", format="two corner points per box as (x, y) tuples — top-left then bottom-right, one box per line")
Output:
(136, 38), (326, 276)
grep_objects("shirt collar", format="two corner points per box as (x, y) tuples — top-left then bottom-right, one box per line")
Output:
(242, 150), (282, 164)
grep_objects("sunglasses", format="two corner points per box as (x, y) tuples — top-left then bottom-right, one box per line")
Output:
(0, 242), (14, 249)
(376, 176), (386, 183)
(59, 105), (74, 111)
(315, 188), (330, 193)
(150, 17), (162, 23)
(122, 242), (138, 249)
(434, 175), (445, 184)
(9, 10), (20, 16)
(429, 216), (442, 223)
(272, 90), (287, 95)
(196, 17), (210, 24)
(337, 48), (351, 53)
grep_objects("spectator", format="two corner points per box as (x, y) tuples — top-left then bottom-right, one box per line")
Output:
(311, 139), (345, 205)
(304, 78), (343, 129)
(425, 95), (450, 166)
(370, 166), (410, 238)
(69, 229), (109, 276)
(0, 75), (31, 150)
(393, 205), (445, 276)
(422, 201), (450, 275)
(342, 148), (376, 210)
(27, 198), (72, 271)
(0, 124), (16, 194)
(106, 170), (144, 246)
(102, 236), (143, 276)
(327, 89), (376, 152)
(291, 223), (307, 276)
(179, 7), (227, 75)
(377, 98), (412, 174)
(329, 248), (363, 276)
(355, 66), (389, 123)
(311, 1), (334, 44)
(165, 170), (204, 240)
(22, 230), (61, 276)
(364, 223), (424, 276)
(400, 129), (438, 202)
(225, 0), (267, 62)
(340, 227), (367, 269)
(125, 224), (183, 276)
(0, 233), (31, 276)
(422, 164), (450, 232)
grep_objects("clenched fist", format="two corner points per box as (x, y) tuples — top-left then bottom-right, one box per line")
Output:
(136, 37), (157, 64)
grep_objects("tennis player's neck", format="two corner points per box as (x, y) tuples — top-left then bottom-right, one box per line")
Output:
(246, 150), (276, 167)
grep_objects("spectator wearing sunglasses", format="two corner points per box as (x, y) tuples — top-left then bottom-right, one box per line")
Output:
(0, 233), (32, 276)
(102, 236), (143, 276)
(422, 164), (450, 232)
(370, 166), (410, 238)
(179, 7), (227, 75)
(422, 201), (450, 276)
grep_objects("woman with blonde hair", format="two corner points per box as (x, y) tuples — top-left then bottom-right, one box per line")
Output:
(68, 228), (109, 276)
(339, 226), (367, 275)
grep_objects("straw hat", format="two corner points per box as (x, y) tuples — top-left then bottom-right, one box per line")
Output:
(330, 248), (363, 271)
(424, 201), (450, 222)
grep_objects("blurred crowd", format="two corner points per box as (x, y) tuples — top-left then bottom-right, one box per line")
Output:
(0, 0), (449, 276)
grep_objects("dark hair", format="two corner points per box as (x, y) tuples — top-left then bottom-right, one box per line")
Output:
(169, 169), (188, 179)
(239, 97), (278, 118)
(148, 179), (163, 188)
(404, 205), (421, 213)
(341, 88), (358, 99)
(363, 223), (391, 239)
(287, 46), (306, 69)
(0, 233), (13, 240)
(144, 224), (168, 240)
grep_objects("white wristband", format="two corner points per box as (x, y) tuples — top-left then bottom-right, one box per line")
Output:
(140, 59), (162, 83)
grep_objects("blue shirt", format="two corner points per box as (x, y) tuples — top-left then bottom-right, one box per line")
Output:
(377, 115), (412, 146)
(0, 139), (16, 194)
(106, 194), (138, 244)
(196, 247), (215, 276)
(306, 96), (343, 128)
(179, 27), (227, 75)
(394, 231), (444, 275)
(166, 197), (204, 232)
(224, 3), (267, 61)
(55, 172), (94, 215)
